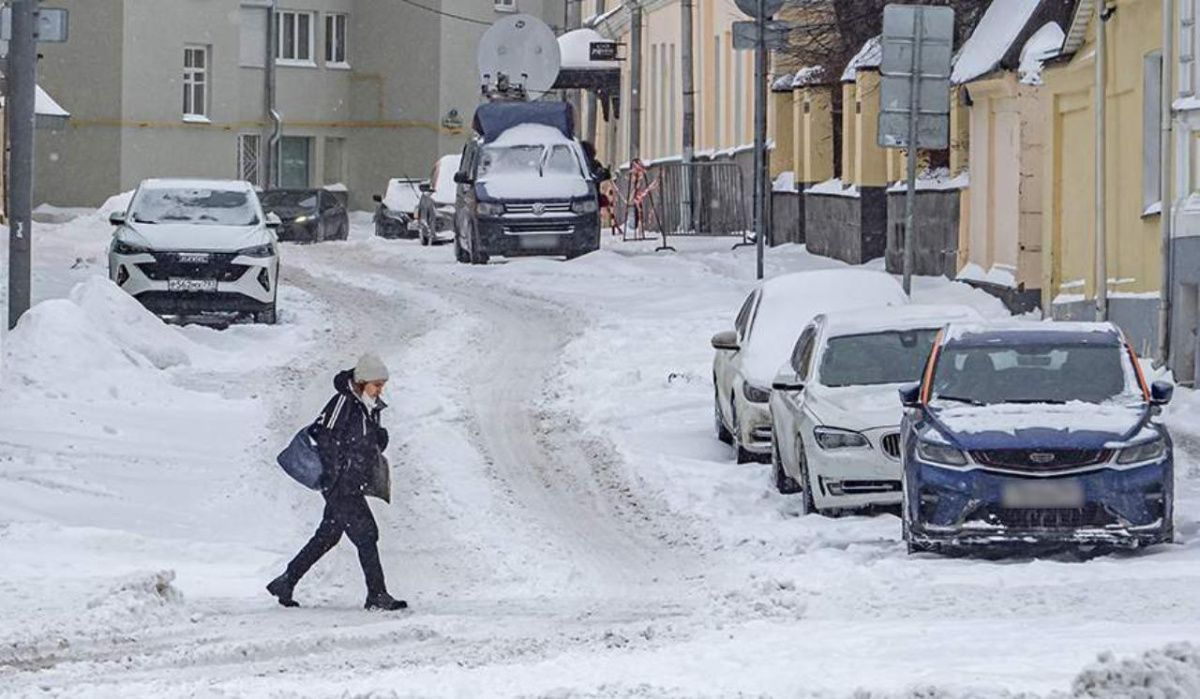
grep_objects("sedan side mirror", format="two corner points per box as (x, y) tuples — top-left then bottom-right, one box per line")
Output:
(711, 330), (739, 352)
(899, 383), (922, 409)
(372, 194), (383, 203)
(109, 211), (127, 226)
(453, 172), (474, 186)
(264, 212), (282, 228)
(1151, 380), (1174, 406)
(772, 371), (804, 392)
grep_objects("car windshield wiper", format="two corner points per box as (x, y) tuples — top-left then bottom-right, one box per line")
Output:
(1003, 398), (1068, 405)
(933, 394), (986, 406)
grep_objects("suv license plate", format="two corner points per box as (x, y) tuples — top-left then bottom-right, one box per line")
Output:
(1001, 479), (1084, 508)
(518, 234), (560, 250)
(168, 278), (217, 293)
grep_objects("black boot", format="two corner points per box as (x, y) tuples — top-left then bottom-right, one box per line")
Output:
(267, 575), (300, 608)
(364, 592), (408, 611)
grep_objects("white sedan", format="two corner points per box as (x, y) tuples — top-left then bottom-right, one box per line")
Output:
(712, 270), (908, 464)
(767, 305), (984, 513)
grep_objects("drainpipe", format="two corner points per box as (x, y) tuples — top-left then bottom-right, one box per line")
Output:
(266, 0), (283, 189)
(628, 0), (642, 163)
(1094, 1), (1109, 321)
(1157, 0), (1175, 366)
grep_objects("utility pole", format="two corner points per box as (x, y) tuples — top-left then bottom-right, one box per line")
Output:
(566, 0), (582, 136)
(900, 14), (925, 296)
(1157, 0), (1175, 365)
(628, 0), (642, 163)
(681, 0), (695, 235)
(752, 0), (768, 280)
(585, 0), (605, 147)
(1094, 1), (1108, 321)
(7, 0), (37, 329)
(266, 0), (281, 189)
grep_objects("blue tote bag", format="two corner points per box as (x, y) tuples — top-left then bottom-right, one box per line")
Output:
(277, 424), (324, 490)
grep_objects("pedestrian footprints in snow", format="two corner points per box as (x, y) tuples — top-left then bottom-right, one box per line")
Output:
(269, 354), (408, 612)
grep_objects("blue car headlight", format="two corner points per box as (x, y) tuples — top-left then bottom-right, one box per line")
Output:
(477, 201), (505, 217)
(1117, 436), (1166, 465)
(916, 438), (968, 467)
(813, 427), (870, 450)
(237, 243), (276, 258)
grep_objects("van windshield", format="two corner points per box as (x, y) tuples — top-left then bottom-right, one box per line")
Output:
(478, 144), (582, 179)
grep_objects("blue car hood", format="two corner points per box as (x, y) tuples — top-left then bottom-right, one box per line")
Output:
(927, 400), (1149, 450)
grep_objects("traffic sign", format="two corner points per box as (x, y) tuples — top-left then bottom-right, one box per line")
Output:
(732, 20), (789, 51)
(0, 7), (68, 42)
(733, 0), (785, 20)
(877, 4), (953, 149)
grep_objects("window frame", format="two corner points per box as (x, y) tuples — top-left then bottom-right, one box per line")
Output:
(276, 9), (316, 66)
(494, 0), (517, 13)
(237, 133), (261, 186)
(324, 12), (349, 68)
(1142, 50), (1163, 213)
(182, 44), (210, 122)
(791, 326), (817, 379)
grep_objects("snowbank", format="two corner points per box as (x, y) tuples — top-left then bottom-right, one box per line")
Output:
(952, 0), (1040, 85)
(1019, 22), (1066, 85)
(957, 262), (1017, 289)
(773, 171), (796, 192)
(1072, 644), (1200, 697)
(806, 178), (860, 198)
(887, 169), (970, 193)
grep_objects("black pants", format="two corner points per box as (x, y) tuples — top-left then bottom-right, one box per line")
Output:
(284, 493), (387, 597)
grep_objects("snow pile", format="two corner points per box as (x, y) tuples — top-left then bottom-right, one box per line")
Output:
(957, 262), (1017, 289)
(842, 36), (882, 82)
(792, 65), (826, 88)
(952, 0), (1040, 84)
(806, 178), (860, 198)
(773, 171), (796, 192)
(1019, 22), (1066, 85)
(97, 189), (135, 219)
(86, 570), (185, 622)
(888, 169), (970, 193)
(1070, 644), (1200, 698)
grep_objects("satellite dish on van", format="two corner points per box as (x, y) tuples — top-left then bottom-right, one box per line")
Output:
(477, 14), (561, 101)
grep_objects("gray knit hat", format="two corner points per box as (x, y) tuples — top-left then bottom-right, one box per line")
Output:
(353, 353), (389, 383)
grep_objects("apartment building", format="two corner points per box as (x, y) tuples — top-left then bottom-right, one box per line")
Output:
(34, 0), (560, 209)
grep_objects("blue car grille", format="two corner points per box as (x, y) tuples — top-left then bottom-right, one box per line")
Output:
(971, 449), (1113, 472)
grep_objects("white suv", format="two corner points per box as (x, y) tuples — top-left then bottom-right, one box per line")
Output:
(107, 179), (281, 324)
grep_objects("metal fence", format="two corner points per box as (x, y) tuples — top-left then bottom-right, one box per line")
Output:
(613, 161), (750, 243)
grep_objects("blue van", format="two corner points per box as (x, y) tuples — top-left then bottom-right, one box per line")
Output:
(898, 322), (1175, 554)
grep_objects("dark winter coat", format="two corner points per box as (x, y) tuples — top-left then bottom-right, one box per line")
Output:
(314, 369), (390, 499)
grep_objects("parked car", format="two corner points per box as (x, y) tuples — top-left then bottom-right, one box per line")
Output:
(712, 270), (908, 464)
(452, 101), (601, 264)
(259, 187), (348, 243)
(416, 156), (461, 246)
(373, 178), (423, 240)
(767, 305), (984, 513)
(107, 178), (281, 324)
(899, 321), (1175, 554)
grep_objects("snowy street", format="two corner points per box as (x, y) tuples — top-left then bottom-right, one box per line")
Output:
(3, 210), (1200, 697)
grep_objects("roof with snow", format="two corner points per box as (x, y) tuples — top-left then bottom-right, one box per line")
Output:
(841, 36), (881, 82)
(792, 65), (828, 88)
(952, 0), (1075, 84)
(558, 28), (619, 71)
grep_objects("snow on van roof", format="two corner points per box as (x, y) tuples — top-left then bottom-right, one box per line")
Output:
(490, 123), (575, 148)
(822, 305), (984, 338)
(140, 178), (254, 191)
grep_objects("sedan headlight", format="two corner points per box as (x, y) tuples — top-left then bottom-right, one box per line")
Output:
(237, 243), (276, 258)
(477, 201), (505, 217)
(1117, 436), (1167, 465)
(292, 215), (312, 224)
(742, 381), (771, 404)
(571, 198), (599, 214)
(813, 427), (870, 450)
(112, 238), (151, 255)
(915, 438), (968, 467)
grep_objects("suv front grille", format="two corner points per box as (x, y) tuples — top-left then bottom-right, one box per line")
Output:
(506, 202), (573, 215)
(880, 433), (901, 460)
(136, 252), (247, 282)
(971, 449), (1113, 472)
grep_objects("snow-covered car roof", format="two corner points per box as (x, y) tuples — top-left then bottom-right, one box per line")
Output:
(139, 178), (254, 192)
(431, 154), (462, 205)
(942, 321), (1123, 346)
(741, 269), (908, 384)
(821, 304), (985, 339)
(383, 178), (422, 212)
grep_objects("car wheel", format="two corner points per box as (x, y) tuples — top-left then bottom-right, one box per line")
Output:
(797, 442), (819, 514)
(772, 436), (803, 495)
(254, 302), (278, 325)
(714, 387), (733, 445)
(468, 221), (489, 265)
(731, 404), (756, 465)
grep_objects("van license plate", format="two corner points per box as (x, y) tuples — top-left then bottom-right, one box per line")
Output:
(168, 278), (218, 293)
(518, 235), (560, 250)
(1001, 479), (1084, 508)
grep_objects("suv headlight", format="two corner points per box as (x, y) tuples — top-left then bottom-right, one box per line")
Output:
(237, 243), (276, 258)
(571, 198), (599, 214)
(292, 215), (312, 224)
(1117, 436), (1166, 465)
(813, 427), (870, 450)
(477, 201), (505, 217)
(742, 381), (771, 404)
(112, 239), (151, 255)
(915, 438), (968, 466)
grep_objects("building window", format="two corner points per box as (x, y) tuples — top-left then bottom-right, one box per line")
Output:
(277, 10), (315, 64)
(494, 0), (516, 12)
(324, 13), (348, 66)
(280, 136), (312, 189)
(183, 45), (209, 120)
(238, 134), (261, 186)
(239, 7), (268, 68)
(1143, 51), (1163, 212)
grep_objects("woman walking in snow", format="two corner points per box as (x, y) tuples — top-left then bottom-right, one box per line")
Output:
(267, 354), (407, 611)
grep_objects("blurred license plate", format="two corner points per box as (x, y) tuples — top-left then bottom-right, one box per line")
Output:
(518, 234), (560, 249)
(1001, 479), (1084, 508)
(176, 252), (211, 264)
(168, 278), (217, 293)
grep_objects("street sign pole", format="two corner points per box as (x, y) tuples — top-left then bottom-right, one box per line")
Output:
(7, 0), (37, 329)
(900, 12), (924, 297)
(753, 0), (766, 280)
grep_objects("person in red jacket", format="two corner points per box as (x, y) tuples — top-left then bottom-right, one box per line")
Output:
(267, 354), (406, 611)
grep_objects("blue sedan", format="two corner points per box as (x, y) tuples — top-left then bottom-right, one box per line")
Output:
(898, 322), (1175, 555)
